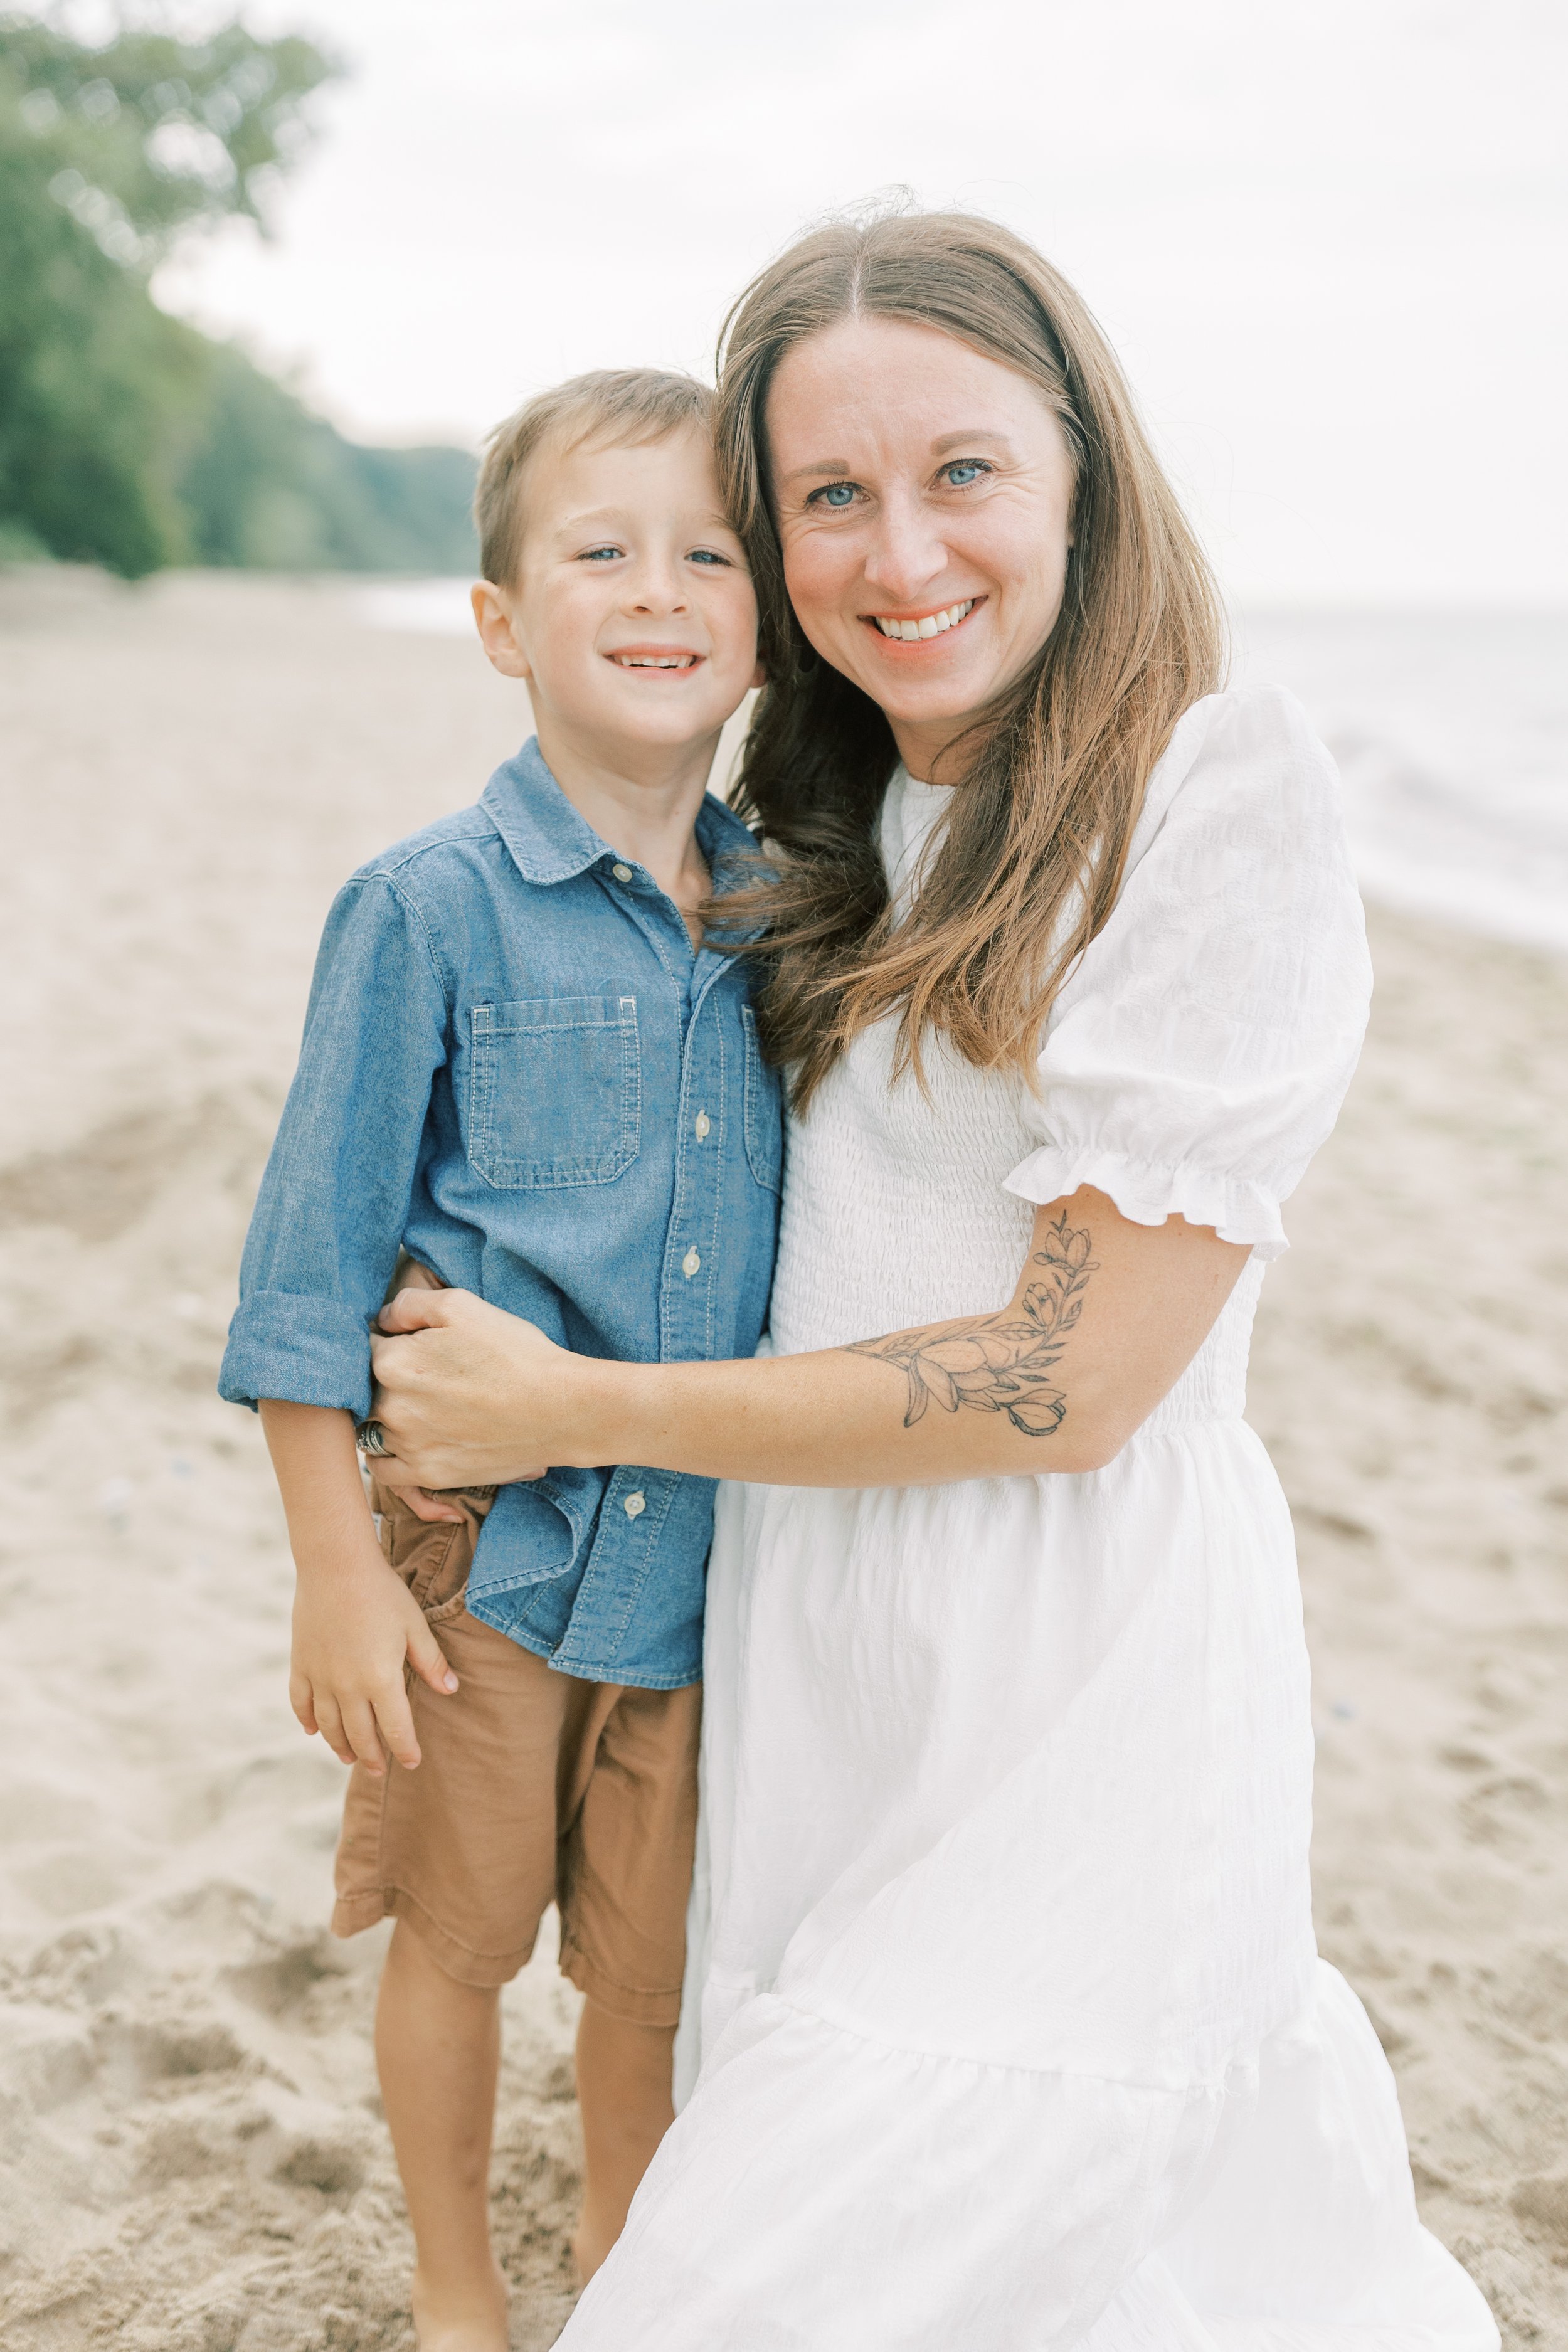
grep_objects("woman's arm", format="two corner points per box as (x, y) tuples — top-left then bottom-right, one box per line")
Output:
(366, 1187), (1249, 1493)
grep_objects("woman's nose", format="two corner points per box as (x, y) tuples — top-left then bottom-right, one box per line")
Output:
(863, 490), (948, 605)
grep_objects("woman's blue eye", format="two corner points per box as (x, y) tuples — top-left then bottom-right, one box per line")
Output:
(943, 461), (989, 488)
(815, 482), (857, 508)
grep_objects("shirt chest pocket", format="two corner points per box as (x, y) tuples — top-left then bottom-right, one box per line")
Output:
(468, 996), (640, 1189)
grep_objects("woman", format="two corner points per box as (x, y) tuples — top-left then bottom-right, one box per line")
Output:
(370, 213), (1496, 2348)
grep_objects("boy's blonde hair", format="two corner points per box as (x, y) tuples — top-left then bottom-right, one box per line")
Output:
(475, 368), (715, 588)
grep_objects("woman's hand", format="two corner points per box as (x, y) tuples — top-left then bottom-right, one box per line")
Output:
(367, 1257), (469, 1524)
(368, 1286), (561, 1490)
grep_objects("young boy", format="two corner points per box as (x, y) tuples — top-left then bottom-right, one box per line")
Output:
(219, 369), (780, 2351)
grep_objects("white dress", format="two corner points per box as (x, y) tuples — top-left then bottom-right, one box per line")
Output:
(563, 688), (1498, 2351)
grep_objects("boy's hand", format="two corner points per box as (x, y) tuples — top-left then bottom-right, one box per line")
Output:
(369, 1473), (468, 1527)
(289, 1526), (458, 1775)
(259, 1398), (459, 1777)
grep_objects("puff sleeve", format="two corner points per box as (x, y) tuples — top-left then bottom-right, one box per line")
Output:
(1003, 686), (1372, 1259)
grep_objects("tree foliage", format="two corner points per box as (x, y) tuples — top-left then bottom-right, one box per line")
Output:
(0, 10), (477, 577)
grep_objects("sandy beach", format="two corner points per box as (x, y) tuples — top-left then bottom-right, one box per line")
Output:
(1, 569), (1563, 2350)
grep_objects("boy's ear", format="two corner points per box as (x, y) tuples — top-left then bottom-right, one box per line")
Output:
(472, 581), (533, 682)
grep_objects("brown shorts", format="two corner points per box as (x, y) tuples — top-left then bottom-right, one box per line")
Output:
(331, 1485), (701, 2018)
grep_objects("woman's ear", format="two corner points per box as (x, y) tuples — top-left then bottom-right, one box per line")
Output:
(471, 581), (533, 682)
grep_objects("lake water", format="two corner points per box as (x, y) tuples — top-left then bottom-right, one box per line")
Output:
(361, 584), (1568, 956)
(1234, 610), (1567, 955)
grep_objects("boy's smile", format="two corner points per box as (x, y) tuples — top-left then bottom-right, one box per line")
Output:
(608, 641), (704, 673)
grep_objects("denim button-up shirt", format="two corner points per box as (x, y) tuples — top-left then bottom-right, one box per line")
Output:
(220, 738), (781, 1688)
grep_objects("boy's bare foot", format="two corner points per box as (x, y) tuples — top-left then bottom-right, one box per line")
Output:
(410, 2259), (509, 2351)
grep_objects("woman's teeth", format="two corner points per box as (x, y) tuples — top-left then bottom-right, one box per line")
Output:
(874, 600), (975, 642)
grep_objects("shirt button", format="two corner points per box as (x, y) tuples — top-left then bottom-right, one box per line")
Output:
(623, 1490), (646, 1519)
(694, 1111), (710, 1141)
(612, 861), (633, 882)
(682, 1247), (701, 1279)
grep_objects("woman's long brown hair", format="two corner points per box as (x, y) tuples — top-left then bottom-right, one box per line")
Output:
(711, 208), (1227, 1111)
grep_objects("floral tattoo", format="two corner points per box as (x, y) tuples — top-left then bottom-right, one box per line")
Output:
(844, 1211), (1099, 1438)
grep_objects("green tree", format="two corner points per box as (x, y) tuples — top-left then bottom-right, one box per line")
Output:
(179, 341), (480, 571)
(0, 11), (477, 578)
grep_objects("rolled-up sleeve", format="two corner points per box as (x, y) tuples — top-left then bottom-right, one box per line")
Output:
(219, 874), (449, 1414)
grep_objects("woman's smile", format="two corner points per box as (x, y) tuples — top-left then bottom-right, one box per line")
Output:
(866, 596), (981, 643)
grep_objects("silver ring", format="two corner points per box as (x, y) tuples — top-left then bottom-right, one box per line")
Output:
(356, 1419), (390, 1458)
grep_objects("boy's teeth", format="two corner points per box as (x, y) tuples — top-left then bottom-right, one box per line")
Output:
(874, 600), (974, 641)
(617, 654), (696, 667)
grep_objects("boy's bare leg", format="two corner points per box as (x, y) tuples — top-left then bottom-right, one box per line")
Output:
(572, 1999), (677, 2282)
(376, 1920), (509, 2351)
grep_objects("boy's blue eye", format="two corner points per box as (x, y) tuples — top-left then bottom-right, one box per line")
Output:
(581, 544), (622, 561)
(689, 548), (728, 565)
(942, 460), (990, 488)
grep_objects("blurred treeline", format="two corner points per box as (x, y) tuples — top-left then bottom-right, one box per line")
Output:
(0, 10), (477, 579)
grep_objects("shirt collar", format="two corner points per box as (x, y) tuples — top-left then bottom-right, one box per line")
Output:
(480, 735), (765, 899)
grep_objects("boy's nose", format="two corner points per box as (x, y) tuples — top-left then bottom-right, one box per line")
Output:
(627, 564), (689, 613)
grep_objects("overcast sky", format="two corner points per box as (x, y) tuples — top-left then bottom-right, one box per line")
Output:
(146, 0), (1566, 606)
